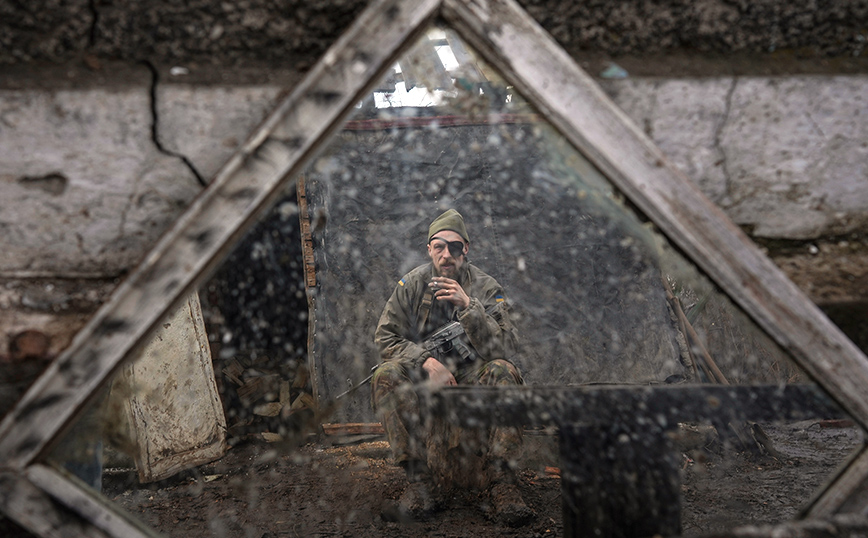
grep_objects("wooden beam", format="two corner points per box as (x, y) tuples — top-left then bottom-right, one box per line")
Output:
(428, 383), (844, 537)
(0, 0), (441, 472)
(25, 464), (158, 538)
(0, 470), (114, 538)
(321, 423), (385, 436)
(442, 0), (868, 434)
(1, 0), (866, 533)
(426, 384), (845, 428)
(0, 0), (441, 533)
(442, 0), (868, 514)
(805, 446), (868, 517)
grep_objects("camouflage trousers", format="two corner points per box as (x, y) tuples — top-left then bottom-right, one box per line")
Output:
(371, 358), (523, 487)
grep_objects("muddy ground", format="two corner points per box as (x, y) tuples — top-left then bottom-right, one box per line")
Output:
(101, 419), (861, 538)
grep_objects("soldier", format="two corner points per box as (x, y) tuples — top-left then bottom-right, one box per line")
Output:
(372, 209), (533, 525)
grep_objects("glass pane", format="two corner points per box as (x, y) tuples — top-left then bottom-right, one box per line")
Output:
(44, 23), (862, 538)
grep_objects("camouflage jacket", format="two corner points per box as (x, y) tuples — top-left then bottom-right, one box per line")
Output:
(374, 262), (519, 368)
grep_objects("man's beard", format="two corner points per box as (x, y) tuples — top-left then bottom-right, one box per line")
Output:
(436, 259), (462, 277)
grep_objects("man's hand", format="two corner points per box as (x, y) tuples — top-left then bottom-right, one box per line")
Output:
(422, 356), (456, 386)
(429, 276), (470, 309)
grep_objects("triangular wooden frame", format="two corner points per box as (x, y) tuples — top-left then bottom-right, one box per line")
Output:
(2, 0), (868, 535)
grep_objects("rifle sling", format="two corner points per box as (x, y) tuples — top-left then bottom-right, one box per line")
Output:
(418, 288), (433, 336)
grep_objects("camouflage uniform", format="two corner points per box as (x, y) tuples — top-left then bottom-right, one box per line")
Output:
(372, 261), (523, 483)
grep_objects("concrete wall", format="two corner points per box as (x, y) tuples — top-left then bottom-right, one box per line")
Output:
(605, 76), (868, 240)
(3, 73), (866, 270)
(1, 0), (867, 377)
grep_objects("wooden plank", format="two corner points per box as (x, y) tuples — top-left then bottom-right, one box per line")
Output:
(321, 422), (385, 436)
(710, 514), (868, 537)
(0, 0), (441, 472)
(441, 0), (868, 513)
(290, 392), (317, 412)
(805, 445), (868, 516)
(298, 174), (321, 405)
(297, 175), (317, 289)
(236, 375), (281, 403)
(292, 364), (309, 389)
(0, 0), (864, 532)
(221, 359), (245, 386)
(25, 464), (158, 538)
(426, 384), (845, 428)
(0, 469), (137, 538)
(0, 1), (442, 533)
(253, 402), (282, 417)
(279, 380), (291, 407)
(297, 173), (326, 408)
(443, 0), (868, 425)
(430, 383), (841, 537)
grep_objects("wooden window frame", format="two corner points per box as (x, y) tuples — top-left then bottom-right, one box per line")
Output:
(1, 0), (867, 535)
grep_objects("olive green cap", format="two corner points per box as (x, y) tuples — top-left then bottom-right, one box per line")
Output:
(427, 209), (469, 243)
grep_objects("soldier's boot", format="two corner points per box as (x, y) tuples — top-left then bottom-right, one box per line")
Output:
(487, 460), (535, 527)
(387, 460), (440, 521)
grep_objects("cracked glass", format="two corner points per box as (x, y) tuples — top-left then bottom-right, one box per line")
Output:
(39, 23), (862, 538)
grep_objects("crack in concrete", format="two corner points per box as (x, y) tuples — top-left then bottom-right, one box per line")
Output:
(803, 108), (826, 139)
(75, 232), (86, 256)
(715, 77), (738, 208)
(87, 0), (99, 47)
(141, 60), (207, 188)
(647, 80), (661, 139)
(117, 173), (140, 247)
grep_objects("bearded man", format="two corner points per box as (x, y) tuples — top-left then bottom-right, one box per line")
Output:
(371, 209), (532, 526)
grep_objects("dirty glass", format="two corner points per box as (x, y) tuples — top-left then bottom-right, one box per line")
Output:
(44, 25), (861, 538)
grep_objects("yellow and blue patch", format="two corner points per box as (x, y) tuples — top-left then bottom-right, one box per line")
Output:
(398, 278), (406, 287)
(495, 294), (504, 303)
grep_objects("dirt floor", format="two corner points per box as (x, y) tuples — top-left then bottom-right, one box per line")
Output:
(106, 438), (563, 538)
(101, 419), (862, 538)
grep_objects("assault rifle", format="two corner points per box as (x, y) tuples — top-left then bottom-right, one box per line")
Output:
(335, 364), (379, 400)
(334, 318), (481, 400)
(422, 320), (478, 365)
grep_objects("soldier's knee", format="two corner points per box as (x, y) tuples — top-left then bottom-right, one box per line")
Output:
(481, 359), (523, 385)
(372, 361), (420, 412)
(372, 361), (410, 385)
(371, 361), (411, 408)
(487, 359), (511, 370)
